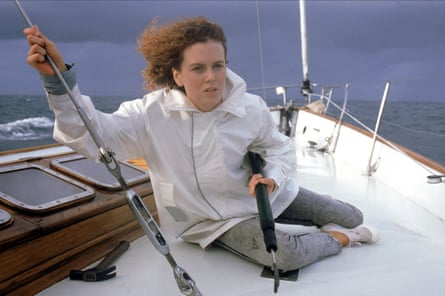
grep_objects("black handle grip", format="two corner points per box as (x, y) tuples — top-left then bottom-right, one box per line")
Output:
(248, 152), (277, 253)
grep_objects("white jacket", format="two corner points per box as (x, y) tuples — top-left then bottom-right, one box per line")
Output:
(46, 68), (299, 248)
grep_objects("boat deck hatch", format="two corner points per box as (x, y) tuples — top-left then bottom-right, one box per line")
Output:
(0, 164), (95, 213)
(50, 155), (150, 190)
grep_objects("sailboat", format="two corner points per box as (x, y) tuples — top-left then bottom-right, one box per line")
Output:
(1, 0), (445, 295)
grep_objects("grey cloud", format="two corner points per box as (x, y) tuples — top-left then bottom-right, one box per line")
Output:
(1, 1), (445, 102)
(2, 1), (258, 43)
(306, 1), (445, 53)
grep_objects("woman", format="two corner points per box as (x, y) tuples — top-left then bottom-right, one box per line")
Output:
(24, 17), (378, 272)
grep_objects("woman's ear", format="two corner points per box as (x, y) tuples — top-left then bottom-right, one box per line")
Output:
(172, 68), (183, 87)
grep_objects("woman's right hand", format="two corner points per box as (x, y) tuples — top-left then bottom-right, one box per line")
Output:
(24, 25), (67, 75)
(248, 174), (276, 197)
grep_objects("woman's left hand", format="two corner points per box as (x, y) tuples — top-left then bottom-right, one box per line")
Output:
(248, 174), (276, 197)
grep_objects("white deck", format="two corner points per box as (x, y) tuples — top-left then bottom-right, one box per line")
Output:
(38, 136), (445, 296)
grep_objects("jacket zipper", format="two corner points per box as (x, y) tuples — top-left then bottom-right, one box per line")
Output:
(191, 113), (223, 219)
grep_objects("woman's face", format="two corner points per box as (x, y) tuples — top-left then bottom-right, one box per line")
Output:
(172, 40), (227, 112)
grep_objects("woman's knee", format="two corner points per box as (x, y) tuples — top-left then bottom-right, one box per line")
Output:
(344, 206), (363, 228)
(322, 197), (364, 228)
(274, 231), (342, 271)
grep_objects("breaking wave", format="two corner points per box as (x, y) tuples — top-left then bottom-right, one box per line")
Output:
(0, 116), (53, 140)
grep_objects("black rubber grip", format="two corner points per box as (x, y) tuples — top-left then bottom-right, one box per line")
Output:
(248, 152), (277, 253)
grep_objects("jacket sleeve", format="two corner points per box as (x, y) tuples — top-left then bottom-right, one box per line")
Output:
(42, 66), (145, 161)
(249, 97), (297, 192)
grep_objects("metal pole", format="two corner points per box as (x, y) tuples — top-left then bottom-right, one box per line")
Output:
(366, 81), (391, 176)
(14, 0), (111, 162)
(299, 0), (312, 101)
(299, 0), (309, 83)
(331, 84), (349, 153)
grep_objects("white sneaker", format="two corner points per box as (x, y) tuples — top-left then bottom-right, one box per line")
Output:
(320, 223), (379, 247)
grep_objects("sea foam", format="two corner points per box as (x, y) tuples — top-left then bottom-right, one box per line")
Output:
(0, 116), (53, 140)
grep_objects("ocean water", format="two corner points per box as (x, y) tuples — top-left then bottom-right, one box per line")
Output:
(1, 94), (444, 167)
(0, 94), (125, 151)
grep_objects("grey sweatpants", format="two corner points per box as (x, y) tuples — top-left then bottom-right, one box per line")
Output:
(215, 187), (364, 271)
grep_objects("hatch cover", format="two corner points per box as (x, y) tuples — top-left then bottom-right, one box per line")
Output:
(0, 163), (95, 213)
(51, 155), (149, 190)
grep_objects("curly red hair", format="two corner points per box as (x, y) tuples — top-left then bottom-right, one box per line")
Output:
(137, 17), (227, 91)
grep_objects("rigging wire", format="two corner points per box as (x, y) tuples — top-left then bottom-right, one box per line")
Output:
(380, 119), (445, 138)
(330, 106), (445, 139)
(255, 1), (267, 101)
(324, 99), (440, 175)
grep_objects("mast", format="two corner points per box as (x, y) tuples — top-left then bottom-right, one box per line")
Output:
(299, 0), (312, 101)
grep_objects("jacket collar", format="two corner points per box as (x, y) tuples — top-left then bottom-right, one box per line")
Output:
(163, 68), (247, 118)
